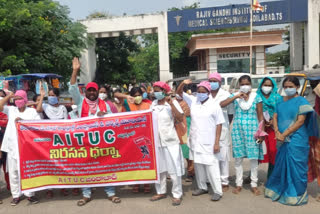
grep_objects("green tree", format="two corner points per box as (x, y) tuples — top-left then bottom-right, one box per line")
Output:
(95, 32), (139, 84)
(266, 29), (290, 68)
(0, 0), (89, 78)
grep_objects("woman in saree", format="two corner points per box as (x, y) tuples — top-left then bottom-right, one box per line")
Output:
(265, 76), (315, 206)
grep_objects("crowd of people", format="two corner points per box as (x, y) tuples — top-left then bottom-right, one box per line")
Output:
(0, 57), (319, 207)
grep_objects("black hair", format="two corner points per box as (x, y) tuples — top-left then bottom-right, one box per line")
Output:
(140, 85), (147, 91)
(33, 94), (40, 102)
(282, 76), (300, 87)
(310, 80), (320, 90)
(130, 87), (143, 97)
(49, 88), (60, 97)
(0, 89), (6, 97)
(239, 75), (251, 84)
(261, 77), (274, 87)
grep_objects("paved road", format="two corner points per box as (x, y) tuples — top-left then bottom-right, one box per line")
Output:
(1, 160), (320, 214)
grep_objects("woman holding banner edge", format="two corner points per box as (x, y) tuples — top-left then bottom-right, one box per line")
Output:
(149, 81), (185, 206)
(0, 90), (41, 206)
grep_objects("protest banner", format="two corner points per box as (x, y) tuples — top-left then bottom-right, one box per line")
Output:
(16, 110), (159, 193)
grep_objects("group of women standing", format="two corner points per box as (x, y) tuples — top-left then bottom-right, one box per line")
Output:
(0, 65), (319, 207)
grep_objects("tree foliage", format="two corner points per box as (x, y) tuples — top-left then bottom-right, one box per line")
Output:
(266, 30), (290, 68)
(95, 32), (139, 84)
(0, 0), (89, 78)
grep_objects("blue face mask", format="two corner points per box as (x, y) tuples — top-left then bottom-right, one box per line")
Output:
(210, 82), (220, 91)
(284, 88), (297, 96)
(142, 92), (148, 99)
(196, 93), (209, 102)
(48, 96), (59, 105)
(154, 92), (165, 100)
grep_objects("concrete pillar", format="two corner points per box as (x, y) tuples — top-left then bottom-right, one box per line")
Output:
(80, 42), (96, 84)
(304, 23), (309, 70)
(290, 22), (304, 71)
(158, 12), (172, 82)
(256, 46), (265, 74)
(307, 0), (320, 69)
(208, 49), (218, 74)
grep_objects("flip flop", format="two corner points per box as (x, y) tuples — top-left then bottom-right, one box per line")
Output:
(108, 196), (121, 203)
(150, 194), (167, 201)
(232, 186), (242, 194)
(77, 197), (91, 206)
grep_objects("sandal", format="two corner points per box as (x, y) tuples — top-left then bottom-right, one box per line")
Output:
(172, 198), (182, 206)
(317, 196), (320, 202)
(150, 194), (167, 201)
(46, 190), (54, 199)
(77, 197), (91, 206)
(144, 184), (151, 194)
(232, 186), (242, 194)
(132, 185), (140, 193)
(222, 185), (229, 192)
(108, 196), (121, 204)
(251, 187), (261, 196)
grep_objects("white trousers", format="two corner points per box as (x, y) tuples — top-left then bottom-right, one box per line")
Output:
(219, 160), (229, 185)
(234, 158), (258, 188)
(194, 163), (222, 196)
(155, 172), (182, 199)
(8, 156), (34, 198)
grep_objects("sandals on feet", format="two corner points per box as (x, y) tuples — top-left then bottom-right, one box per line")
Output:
(232, 186), (242, 194)
(150, 194), (167, 202)
(172, 198), (182, 206)
(251, 187), (261, 196)
(77, 197), (91, 206)
(108, 196), (121, 203)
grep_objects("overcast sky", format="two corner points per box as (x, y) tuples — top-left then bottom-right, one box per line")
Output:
(56, 0), (278, 20)
(55, 0), (287, 52)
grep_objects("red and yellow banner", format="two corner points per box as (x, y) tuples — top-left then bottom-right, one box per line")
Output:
(16, 110), (159, 193)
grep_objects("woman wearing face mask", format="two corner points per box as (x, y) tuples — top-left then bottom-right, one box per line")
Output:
(265, 76), (315, 206)
(99, 86), (118, 113)
(149, 81), (185, 206)
(0, 90), (40, 206)
(176, 80), (225, 201)
(220, 75), (264, 196)
(36, 88), (77, 198)
(256, 77), (282, 179)
(125, 87), (152, 193)
(37, 88), (68, 120)
(140, 85), (152, 104)
(127, 87), (151, 112)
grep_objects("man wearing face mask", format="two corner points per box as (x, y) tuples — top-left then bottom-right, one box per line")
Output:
(208, 73), (232, 192)
(69, 58), (120, 206)
(0, 90), (41, 206)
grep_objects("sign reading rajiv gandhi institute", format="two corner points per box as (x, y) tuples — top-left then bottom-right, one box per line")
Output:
(167, 0), (308, 33)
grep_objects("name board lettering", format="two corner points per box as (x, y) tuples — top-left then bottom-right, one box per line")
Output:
(168, 0), (308, 33)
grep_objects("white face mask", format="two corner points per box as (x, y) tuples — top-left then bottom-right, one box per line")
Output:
(240, 85), (251, 93)
(98, 93), (107, 100)
(261, 86), (272, 95)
